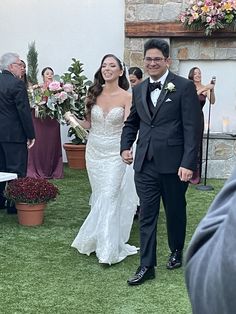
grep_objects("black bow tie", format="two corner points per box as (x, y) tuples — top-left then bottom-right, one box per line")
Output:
(148, 81), (162, 92)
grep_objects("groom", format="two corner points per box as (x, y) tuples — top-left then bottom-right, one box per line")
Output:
(121, 38), (201, 285)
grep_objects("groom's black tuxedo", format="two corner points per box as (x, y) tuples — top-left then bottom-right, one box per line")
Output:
(121, 71), (201, 173)
(121, 71), (201, 267)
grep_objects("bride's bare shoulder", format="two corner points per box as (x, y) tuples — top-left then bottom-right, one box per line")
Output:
(119, 88), (131, 99)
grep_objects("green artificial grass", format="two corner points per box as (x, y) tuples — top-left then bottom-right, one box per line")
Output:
(0, 166), (225, 314)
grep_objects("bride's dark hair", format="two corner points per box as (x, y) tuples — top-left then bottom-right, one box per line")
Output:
(86, 54), (129, 116)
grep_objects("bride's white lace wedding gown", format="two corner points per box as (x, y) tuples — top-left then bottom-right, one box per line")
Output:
(71, 105), (138, 264)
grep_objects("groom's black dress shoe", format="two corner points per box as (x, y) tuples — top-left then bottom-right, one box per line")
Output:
(127, 266), (155, 286)
(166, 250), (182, 270)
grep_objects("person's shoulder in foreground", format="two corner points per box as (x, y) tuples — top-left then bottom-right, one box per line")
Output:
(185, 168), (236, 314)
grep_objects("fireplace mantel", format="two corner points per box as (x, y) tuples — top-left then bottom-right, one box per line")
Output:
(125, 22), (236, 38)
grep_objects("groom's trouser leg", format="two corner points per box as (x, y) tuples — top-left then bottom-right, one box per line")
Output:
(134, 160), (161, 267)
(160, 174), (188, 252)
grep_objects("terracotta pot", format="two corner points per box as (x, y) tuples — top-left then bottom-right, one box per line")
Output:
(63, 143), (86, 169)
(16, 203), (46, 226)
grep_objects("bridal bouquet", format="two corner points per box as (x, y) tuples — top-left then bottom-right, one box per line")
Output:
(29, 81), (88, 141)
(29, 59), (91, 142)
(29, 81), (77, 119)
(179, 0), (236, 36)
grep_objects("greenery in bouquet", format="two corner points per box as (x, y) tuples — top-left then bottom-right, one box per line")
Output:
(29, 58), (91, 142)
(67, 126), (87, 145)
(179, 0), (236, 36)
(4, 177), (59, 205)
(61, 58), (91, 119)
(61, 58), (91, 143)
(29, 80), (79, 121)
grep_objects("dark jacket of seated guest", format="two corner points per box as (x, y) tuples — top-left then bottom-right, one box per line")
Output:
(185, 168), (236, 314)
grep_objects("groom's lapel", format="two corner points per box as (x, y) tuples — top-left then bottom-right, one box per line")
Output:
(152, 72), (175, 119)
(141, 79), (152, 120)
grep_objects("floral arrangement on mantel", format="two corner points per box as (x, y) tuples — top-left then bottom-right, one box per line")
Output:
(4, 177), (59, 205)
(179, 0), (236, 36)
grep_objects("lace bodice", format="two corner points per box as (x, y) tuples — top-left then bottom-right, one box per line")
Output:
(89, 105), (125, 137)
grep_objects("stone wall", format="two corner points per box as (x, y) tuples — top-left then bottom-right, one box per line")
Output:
(124, 1), (236, 72)
(171, 38), (236, 73)
(126, 0), (184, 23)
(202, 134), (236, 179)
(125, 36), (236, 74)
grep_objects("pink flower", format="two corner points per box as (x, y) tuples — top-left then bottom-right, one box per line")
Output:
(48, 81), (61, 91)
(63, 83), (74, 93)
(58, 91), (68, 103)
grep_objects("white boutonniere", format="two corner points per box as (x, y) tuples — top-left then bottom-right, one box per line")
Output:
(164, 82), (176, 92)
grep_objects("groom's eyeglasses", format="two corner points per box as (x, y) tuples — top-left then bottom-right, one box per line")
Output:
(144, 57), (166, 64)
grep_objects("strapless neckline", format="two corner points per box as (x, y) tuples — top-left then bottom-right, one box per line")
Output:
(94, 104), (124, 118)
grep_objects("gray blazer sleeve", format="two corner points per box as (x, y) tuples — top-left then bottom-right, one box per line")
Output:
(185, 168), (236, 314)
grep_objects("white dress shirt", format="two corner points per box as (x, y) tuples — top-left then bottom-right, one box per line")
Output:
(150, 70), (169, 106)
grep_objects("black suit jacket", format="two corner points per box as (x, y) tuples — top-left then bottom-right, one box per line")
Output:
(121, 71), (201, 173)
(0, 70), (35, 142)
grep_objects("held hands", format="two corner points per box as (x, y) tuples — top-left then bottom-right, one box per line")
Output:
(178, 167), (193, 182)
(121, 149), (133, 165)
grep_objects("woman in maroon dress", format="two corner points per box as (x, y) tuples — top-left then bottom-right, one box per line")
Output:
(27, 67), (63, 179)
(188, 67), (215, 184)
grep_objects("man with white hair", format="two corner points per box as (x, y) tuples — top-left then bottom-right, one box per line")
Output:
(0, 52), (35, 214)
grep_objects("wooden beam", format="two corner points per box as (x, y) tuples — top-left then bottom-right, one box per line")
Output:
(125, 22), (236, 38)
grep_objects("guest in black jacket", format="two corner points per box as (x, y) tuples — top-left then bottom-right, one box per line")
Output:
(0, 52), (35, 213)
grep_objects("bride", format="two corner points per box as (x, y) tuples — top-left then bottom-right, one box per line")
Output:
(71, 54), (138, 264)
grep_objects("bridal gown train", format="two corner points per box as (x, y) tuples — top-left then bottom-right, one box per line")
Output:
(71, 105), (139, 264)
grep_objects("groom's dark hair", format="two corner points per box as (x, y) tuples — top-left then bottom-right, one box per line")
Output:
(144, 39), (169, 58)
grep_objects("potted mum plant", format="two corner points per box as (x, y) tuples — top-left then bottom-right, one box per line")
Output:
(61, 58), (91, 170)
(4, 177), (59, 226)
